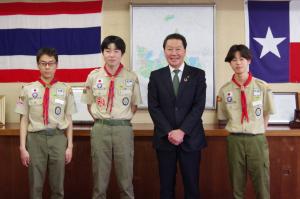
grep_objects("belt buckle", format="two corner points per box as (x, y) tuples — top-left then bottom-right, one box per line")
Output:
(104, 119), (112, 126)
(45, 128), (54, 136)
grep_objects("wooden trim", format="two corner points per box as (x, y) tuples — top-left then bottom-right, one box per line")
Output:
(1, 123), (300, 137)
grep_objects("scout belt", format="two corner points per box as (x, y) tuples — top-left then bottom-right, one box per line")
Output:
(95, 119), (131, 126)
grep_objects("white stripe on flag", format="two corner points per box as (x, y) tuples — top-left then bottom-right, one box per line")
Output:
(290, 1), (300, 42)
(0, 54), (101, 69)
(0, 13), (102, 29)
(244, 1), (250, 47)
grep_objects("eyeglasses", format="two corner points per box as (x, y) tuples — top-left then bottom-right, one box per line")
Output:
(38, 61), (57, 67)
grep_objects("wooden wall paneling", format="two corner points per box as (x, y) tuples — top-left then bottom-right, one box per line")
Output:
(1, 125), (300, 199)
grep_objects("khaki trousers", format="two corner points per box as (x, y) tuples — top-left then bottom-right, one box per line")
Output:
(91, 121), (134, 199)
(27, 129), (67, 199)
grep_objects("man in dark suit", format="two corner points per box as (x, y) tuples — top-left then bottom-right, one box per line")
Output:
(148, 33), (207, 199)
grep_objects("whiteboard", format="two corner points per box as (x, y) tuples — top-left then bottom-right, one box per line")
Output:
(72, 87), (93, 123)
(269, 92), (297, 124)
(130, 4), (215, 108)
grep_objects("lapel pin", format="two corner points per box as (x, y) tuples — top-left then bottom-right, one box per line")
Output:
(184, 75), (189, 82)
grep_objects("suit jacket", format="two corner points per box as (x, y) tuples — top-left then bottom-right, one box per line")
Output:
(148, 63), (207, 151)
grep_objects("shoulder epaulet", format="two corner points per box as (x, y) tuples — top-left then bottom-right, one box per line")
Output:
(131, 70), (138, 77)
(123, 66), (131, 72)
(22, 81), (37, 89)
(254, 78), (268, 87)
(23, 82), (33, 86)
(89, 67), (101, 75)
(220, 81), (232, 89)
(56, 81), (68, 87)
(55, 82), (73, 94)
(120, 66), (135, 76)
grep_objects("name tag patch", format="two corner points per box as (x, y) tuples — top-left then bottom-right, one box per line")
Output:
(55, 98), (65, 105)
(252, 100), (262, 107)
(120, 89), (131, 96)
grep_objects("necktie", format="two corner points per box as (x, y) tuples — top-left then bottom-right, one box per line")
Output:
(38, 78), (57, 125)
(104, 63), (124, 112)
(231, 72), (253, 124)
(173, 69), (180, 96)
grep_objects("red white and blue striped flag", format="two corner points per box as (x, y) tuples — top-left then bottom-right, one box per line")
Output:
(245, 0), (300, 83)
(0, 0), (102, 82)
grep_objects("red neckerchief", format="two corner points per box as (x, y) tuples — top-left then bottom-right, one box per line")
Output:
(231, 72), (252, 123)
(38, 78), (57, 125)
(104, 63), (124, 112)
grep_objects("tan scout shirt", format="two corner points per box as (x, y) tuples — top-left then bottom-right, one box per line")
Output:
(15, 81), (77, 132)
(81, 67), (142, 120)
(217, 77), (275, 134)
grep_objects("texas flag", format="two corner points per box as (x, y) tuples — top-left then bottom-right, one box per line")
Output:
(245, 1), (300, 83)
(0, 0), (102, 82)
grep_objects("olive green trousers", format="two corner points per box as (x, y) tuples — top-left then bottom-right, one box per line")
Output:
(227, 134), (270, 199)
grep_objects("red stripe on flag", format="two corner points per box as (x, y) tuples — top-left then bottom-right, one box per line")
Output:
(290, 43), (300, 83)
(0, 1), (102, 15)
(0, 68), (96, 82)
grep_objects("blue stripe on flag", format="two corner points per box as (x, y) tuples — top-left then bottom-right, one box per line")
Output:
(248, 1), (290, 83)
(0, 27), (101, 56)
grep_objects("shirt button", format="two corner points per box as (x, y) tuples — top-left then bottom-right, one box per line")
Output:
(175, 107), (178, 111)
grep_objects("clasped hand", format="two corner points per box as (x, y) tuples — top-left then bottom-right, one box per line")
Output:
(168, 129), (185, 146)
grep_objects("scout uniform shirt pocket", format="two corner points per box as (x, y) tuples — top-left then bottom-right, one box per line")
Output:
(223, 91), (241, 128)
(117, 79), (133, 107)
(92, 87), (108, 112)
(91, 77), (109, 113)
(251, 88), (263, 120)
(92, 88), (107, 97)
(28, 86), (43, 118)
(119, 89), (132, 96)
(28, 98), (43, 118)
(92, 78), (108, 98)
(50, 98), (65, 119)
(252, 100), (263, 120)
(119, 79), (133, 96)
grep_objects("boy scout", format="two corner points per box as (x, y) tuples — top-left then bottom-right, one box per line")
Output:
(217, 44), (275, 199)
(15, 48), (77, 199)
(81, 35), (142, 199)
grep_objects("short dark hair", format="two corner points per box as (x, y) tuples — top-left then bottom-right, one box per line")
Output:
(163, 33), (187, 49)
(101, 35), (126, 55)
(36, 48), (58, 63)
(224, 44), (252, 62)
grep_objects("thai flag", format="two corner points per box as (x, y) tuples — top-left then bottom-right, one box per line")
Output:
(245, 0), (300, 83)
(0, 0), (102, 82)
